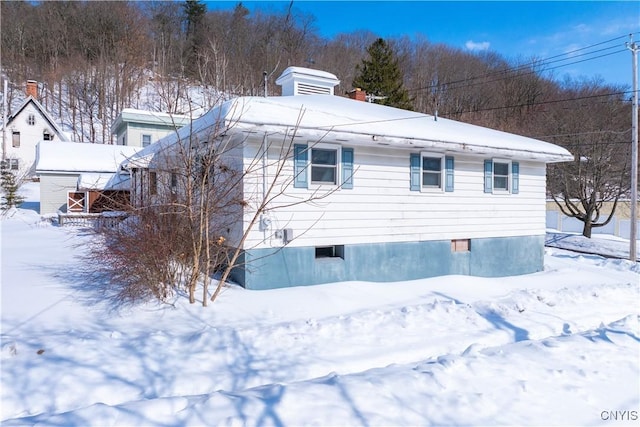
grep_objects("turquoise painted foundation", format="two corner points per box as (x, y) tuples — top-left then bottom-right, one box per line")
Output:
(230, 235), (545, 290)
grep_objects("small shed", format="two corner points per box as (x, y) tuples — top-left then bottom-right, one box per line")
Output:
(35, 142), (140, 214)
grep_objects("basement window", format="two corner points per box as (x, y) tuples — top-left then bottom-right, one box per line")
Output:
(315, 245), (344, 259)
(451, 239), (470, 252)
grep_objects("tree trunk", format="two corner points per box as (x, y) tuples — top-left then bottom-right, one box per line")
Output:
(582, 218), (592, 238)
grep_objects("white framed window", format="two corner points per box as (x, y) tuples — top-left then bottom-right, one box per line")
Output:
(12, 131), (20, 148)
(484, 159), (519, 195)
(493, 159), (511, 192)
(43, 130), (54, 141)
(142, 134), (152, 147)
(421, 152), (444, 191)
(27, 114), (35, 126)
(310, 143), (340, 186)
(9, 159), (19, 171)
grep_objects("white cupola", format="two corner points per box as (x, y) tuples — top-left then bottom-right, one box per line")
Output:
(275, 66), (340, 96)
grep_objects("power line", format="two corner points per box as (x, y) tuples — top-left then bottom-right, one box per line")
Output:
(444, 90), (634, 116)
(532, 129), (632, 139)
(553, 141), (631, 147)
(317, 90), (633, 129)
(408, 33), (638, 93)
(412, 48), (628, 95)
(441, 50), (626, 96)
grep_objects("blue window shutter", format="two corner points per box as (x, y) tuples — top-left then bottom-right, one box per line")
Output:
(445, 156), (454, 192)
(410, 153), (420, 191)
(484, 160), (493, 193)
(512, 161), (519, 194)
(294, 144), (308, 188)
(341, 147), (354, 189)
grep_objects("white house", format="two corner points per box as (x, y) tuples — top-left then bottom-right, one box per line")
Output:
(111, 108), (191, 147)
(35, 142), (140, 215)
(126, 67), (573, 290)
(2, 81), (69, 176)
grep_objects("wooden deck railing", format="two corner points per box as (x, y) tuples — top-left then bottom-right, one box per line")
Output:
(57, 212), (128, 229)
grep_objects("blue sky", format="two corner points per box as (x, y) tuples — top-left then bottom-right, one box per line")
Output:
(207, 1), (640, 88)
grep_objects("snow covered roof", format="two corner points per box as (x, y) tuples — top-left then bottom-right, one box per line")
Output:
(110, 108), (192, 134)
(77, 172), (130, 191)
(127, 94), (573, 164)
(5, 96), (70, 141)
(36, 142), (141, 173)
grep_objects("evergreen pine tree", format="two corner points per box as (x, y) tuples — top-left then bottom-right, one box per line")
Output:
(1, 169), (25, 211)
(182, 0), (207, 79)
(353, 38), (413, 110)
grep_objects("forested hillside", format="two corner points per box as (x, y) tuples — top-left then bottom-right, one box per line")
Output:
(0, 0), (632, 175)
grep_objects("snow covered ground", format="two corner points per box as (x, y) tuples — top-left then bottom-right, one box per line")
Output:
(1, 183), (639, 426)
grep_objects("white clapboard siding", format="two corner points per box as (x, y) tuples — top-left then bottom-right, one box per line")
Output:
(238, 138), (548, 249)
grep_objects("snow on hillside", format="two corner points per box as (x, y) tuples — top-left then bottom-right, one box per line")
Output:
(1, 183), (639, 426)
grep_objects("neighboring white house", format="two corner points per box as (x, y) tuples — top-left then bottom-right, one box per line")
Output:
(35, 142), (140, 215)
(125, 66), (573, 290)
(2, 81), (69, 177)
(111, 108), (192, 147)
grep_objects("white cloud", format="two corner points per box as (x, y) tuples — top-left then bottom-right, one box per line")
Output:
(465, 40), (491, 51)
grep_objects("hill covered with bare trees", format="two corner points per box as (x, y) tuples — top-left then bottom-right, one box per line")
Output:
(1, 1), (633, 236)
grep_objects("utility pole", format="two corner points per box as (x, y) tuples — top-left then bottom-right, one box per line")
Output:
(626, 35), (638, 261)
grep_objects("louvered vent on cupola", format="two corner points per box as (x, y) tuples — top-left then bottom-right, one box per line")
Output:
(275, 66), (340, 96)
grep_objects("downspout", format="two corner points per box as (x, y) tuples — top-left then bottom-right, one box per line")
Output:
(259, 131), (272, 237)
(262, 132), (267, 200)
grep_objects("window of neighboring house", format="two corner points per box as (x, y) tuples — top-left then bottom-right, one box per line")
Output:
(315, 245), (345, 259)
(43, 130), (54, 141)
(12, 131), (20, 148)
(484, 159), (519, 194)
(421, 153), (444, 190)
(171, 171), (178, 190)
(27, 114), (35, 126)
(311, 145), (339, 185)
(142, 134), (152, 147)
(149, 171), (157, 195)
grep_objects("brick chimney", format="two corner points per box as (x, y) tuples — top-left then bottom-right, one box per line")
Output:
(348, 88), (367, 102)
(26, 80), (38, 99)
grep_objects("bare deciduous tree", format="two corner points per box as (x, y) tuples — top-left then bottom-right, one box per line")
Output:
(545, 80), (632, 238)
